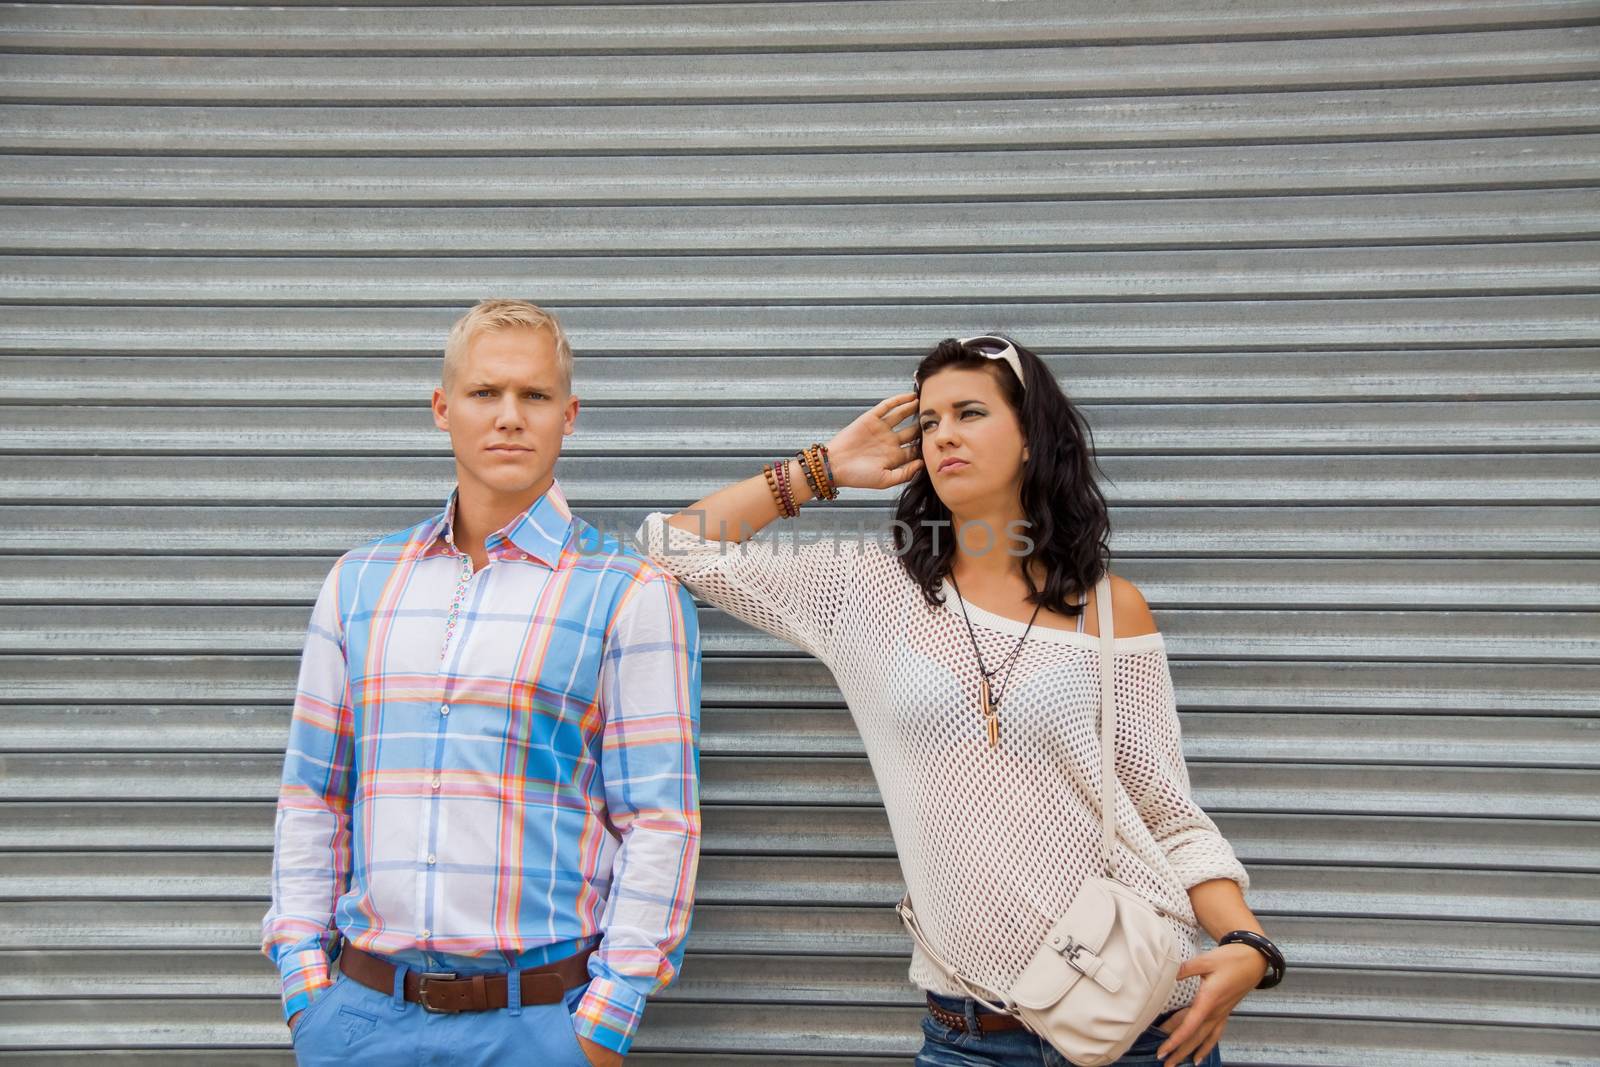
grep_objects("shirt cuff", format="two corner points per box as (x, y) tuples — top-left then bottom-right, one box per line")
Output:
(1166, 833), (1251, 894)
(572, 975), (648, 1055)
(276, 943), (334, 1023)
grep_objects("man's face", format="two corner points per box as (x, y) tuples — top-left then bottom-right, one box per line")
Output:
(431, 326), (578, 502)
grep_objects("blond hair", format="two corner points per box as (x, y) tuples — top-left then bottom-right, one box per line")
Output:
(443, 299), (573, 392)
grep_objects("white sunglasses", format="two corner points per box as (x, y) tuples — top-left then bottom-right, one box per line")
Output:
(954, 335), (1026, 391)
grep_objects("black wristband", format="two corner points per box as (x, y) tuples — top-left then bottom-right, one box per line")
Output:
(1217, 930), (1285, 989)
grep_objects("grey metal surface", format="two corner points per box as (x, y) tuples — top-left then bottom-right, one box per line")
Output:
(6, 245), (1600, 303)
(0, 1), (1596, 1064)
(5, 137), (1598, 203)
(8, 83), (1600, 154)
(4, 1), (1598, 52)
(4, 192), (1599, 254)
(7, 30), (1598, 101)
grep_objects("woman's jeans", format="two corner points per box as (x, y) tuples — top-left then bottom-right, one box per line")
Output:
(916, 992), (1223, 1067)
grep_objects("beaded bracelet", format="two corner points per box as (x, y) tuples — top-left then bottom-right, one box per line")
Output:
(776, 462), (795, 518)
(797, 442), (838, 501)
(766, 448), (834, 518)
(796, 447), (825, 499)
(805, 445), (833, 500)
(777, 457), (799, 516)
(762, 462), (787, 518)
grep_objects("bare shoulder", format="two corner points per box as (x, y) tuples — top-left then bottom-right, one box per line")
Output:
(1084, 573), (1160, 638)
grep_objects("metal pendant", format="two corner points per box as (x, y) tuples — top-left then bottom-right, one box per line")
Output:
(980, 676), (999, 748)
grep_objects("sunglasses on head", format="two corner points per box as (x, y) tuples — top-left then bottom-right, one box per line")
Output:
(914, 335), (1027, 392)
(958, 335), (1026, 391)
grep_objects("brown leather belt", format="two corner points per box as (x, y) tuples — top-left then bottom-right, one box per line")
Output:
(338, 944), (594, 1013)
(926, 994), (1028, 1035)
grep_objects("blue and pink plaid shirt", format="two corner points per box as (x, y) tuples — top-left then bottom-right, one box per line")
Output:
(261, 479), (702, 1054)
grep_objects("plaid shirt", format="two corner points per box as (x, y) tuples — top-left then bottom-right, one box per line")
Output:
(261, 479), (701, 1055)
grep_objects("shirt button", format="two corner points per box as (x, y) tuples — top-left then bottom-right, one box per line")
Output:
(420, 929), (430, 940)
(440, 704), (450, 716)
(431, 777), (441, 790)
(427, 854), (436, 865)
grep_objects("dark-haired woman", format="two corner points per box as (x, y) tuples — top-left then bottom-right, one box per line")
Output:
(636, 337), (1281, 1067)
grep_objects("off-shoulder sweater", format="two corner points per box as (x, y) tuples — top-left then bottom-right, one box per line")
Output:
(636, 513), (1250, 1013)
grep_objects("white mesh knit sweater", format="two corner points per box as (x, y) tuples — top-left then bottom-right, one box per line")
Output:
(636, 514), (1250, 1013)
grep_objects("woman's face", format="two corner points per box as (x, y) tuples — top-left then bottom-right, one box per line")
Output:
(917, 365), (1029, 514)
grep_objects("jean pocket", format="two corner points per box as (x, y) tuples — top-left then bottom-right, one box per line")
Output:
(919, 1011), (971, 1049)
(1126, 1031), (1216, 1067)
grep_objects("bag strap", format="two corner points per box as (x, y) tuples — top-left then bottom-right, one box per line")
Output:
(1095, 574), (1118, 879)
(1095, 576), (1201, 928)
(894, 574), (1194, 1010)
(895, 893), (1016, 1014)
(895, 574), (1116, 1013)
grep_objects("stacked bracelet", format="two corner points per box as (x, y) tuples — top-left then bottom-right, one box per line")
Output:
(796, 450), (820, 498)
(797, 450), (822, 499)
(764, 460), (799, 518)
(765, 445), (838, 518)
(795, 443), (839, 501)
(815, 444), (838, 499)
(762, 462), (791, 519)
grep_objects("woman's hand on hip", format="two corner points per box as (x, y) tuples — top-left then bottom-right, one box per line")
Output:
(824, 392), (924, 490)
(1155, 944), (1268, 1067)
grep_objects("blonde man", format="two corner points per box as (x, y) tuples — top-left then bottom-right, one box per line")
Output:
(262, 300), (702, 1066)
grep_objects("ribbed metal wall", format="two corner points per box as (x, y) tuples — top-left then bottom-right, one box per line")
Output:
(1, 2), (1597, 1063)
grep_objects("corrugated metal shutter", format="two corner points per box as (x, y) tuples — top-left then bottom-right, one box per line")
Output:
(1, 2), (1596, 1063)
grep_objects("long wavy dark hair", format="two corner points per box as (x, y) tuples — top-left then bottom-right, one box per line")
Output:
(893, 335), (1111, 618)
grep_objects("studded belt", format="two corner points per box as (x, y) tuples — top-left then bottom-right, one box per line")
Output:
(926, 994), (1028, 1035)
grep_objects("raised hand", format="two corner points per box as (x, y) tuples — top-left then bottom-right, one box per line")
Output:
(824, 392), (924, 490)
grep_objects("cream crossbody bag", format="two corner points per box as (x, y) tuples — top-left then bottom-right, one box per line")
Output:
(896, 575), (1192, 1066)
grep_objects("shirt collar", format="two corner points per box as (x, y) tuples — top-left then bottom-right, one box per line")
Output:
(430, 478), (574, 568)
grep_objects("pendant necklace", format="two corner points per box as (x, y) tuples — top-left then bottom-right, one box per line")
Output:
(948, 572), (1043, 749)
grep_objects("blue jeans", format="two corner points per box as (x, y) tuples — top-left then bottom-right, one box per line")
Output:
(289, 954), (592, 1067)
(916, 992), (1223, 1067)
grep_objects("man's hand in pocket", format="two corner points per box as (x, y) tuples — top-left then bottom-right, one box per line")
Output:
(577, 1034), (623, 1066)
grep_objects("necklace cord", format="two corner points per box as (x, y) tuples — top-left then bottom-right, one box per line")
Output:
(948, 572), (1045, 710)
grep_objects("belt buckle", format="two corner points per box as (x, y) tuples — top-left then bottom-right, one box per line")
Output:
(416, 971), (459, 1014)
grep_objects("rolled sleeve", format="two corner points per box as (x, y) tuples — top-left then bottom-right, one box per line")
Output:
(275, 939), (334, 1021)
(573, 974), (648, 1055)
